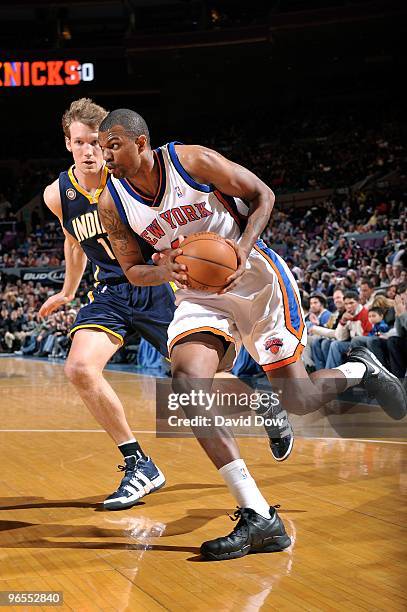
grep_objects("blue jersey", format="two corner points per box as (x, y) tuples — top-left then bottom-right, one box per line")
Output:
(59, 165), (154, 284)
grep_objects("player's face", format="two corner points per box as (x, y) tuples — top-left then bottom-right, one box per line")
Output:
(66, 121), (104, 175)
(99, 126), (145, 178)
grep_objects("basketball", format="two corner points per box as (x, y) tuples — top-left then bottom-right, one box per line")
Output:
(175, 232), (238, 291)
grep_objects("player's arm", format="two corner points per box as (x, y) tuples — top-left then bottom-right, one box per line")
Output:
(179, 146), (275, 251)
(60, 229), (88, 298)
(39, 181), (88, 318)
(98, 187), (187, 287)
(178, 145), (275, 292)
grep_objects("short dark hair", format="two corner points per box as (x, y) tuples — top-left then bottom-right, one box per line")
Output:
(99, 108), (150, 144)
(368, 306), (384, 316)
(310, 293), (327, 307)
(397, 282), (407, 294)
(344, 291), (359, 301)
(360, 277), (374, 288)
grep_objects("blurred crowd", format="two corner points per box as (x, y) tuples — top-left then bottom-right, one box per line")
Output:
(203, 111), (406, 194)
(0, 214), (64, 269)
(0, 280), (83, 358)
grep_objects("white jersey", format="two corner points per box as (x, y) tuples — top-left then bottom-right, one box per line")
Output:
(107, 141), (307, 372)
(107, 141), (249, 251)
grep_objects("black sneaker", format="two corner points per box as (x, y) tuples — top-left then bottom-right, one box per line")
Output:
(103, 455), (166, 510)
(256, 394), (294, 461)
(200, 506), (291, 561)
(347, 347), (407, 420)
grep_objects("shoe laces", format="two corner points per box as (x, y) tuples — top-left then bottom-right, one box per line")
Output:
(118, 462), (134, 473)
(117, 454), (146, 472)
(116, 457), (141, 485)
(224, 504), (278, 539)
(225, 507), (251, 538)
(228, 507), (245, 522)
(226, 503), (281, 529)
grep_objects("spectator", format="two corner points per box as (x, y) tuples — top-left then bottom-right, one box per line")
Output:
(306, 294), (331, 329)
(390, 263), (403, 285)
(341, 274), (358, 293)
(386, 285), (398, 300)
(359, 278), (376, 307)
(324, 291), (372, 369)
(310, 288), (345, 370)
(367, 307), (390, 336)
(371, 293), (396, 327)
(386, 282), (407, 379)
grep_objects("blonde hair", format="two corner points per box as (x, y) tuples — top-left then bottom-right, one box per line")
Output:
(372, 294), (393, 310)
(62, 98), (108, 138)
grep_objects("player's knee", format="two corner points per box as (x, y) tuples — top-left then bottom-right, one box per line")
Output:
(171, 370), (212, 418)
(171, 367), (197, 395)
(64, 360), (95, 387)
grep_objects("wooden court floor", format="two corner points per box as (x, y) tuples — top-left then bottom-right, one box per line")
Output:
(0, 357), (406, 611)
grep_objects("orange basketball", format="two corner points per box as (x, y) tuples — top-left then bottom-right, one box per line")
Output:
(175, 232), (238, 292)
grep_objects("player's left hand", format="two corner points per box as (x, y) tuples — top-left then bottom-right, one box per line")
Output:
(151, 236), (188, 289)
(218, 240), (247, 294)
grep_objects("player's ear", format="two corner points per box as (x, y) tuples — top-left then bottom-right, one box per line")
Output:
(137, 135), (147, 153)
(65, 136), (72, 153)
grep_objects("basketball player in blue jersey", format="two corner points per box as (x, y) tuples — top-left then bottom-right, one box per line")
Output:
(40, 99), (175, 510)
(97, 108), (406, 561)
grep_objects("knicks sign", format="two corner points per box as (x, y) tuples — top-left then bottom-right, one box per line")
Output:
(0, 60), (94, 87)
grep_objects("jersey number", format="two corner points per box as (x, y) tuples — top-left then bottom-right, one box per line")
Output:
(97, 237), (116, 260)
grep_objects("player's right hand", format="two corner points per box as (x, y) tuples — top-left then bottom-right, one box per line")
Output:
(151, 247), (189, 289)
(39, 292), (71, 318)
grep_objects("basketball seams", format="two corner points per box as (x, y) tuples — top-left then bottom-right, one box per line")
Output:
(178, 253), (236, 271)
(181, 231), (230, 247)
(177, 254), (236, 273)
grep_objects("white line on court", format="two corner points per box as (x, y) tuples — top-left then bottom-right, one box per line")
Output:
(302, 436), (407, 445)
(0, 430), (406, 444)
(0, 429), (158, 433)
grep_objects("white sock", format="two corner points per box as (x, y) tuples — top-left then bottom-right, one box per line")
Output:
(219, 459), (271, 519)
(334, 362), (367, 390)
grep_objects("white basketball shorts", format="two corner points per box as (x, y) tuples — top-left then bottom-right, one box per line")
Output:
(167, 239), (307, 372)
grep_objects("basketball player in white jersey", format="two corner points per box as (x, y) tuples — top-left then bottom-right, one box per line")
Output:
(97, 108), (407, 561)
